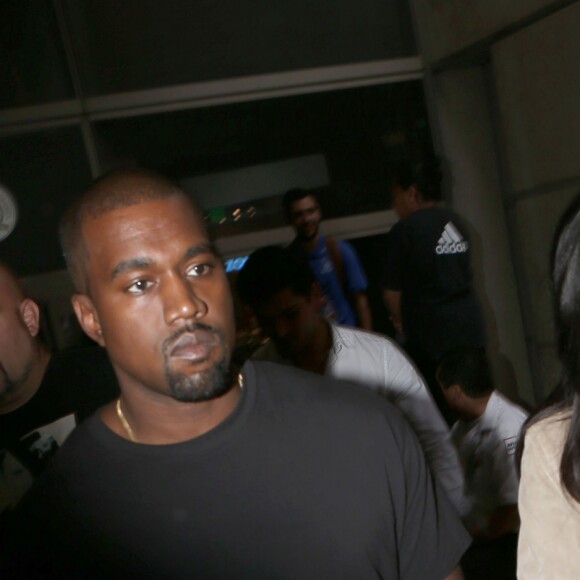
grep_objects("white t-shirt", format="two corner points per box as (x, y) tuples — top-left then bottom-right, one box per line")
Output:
(451, 391), (528, 531)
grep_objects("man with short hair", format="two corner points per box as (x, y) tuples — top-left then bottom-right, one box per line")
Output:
(284, 188), (372, 329)
(437, 348), (528, 540)
(0, 262), (117, 519)
(4, 169), (469, 578)
(383, 160), (486, 424)
(437, 348), (528, 579)
(237, 245), (467, 516)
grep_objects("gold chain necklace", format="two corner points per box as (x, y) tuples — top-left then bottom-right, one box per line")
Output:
(116, 398), (137, 442)
(115, 372), (244, 443)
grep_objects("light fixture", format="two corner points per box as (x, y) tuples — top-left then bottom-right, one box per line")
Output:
(0, 183), (18, 242)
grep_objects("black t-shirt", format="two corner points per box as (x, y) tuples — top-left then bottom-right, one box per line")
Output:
(0, 347), (118, 511)
(4, 361), (470, 579)
(384, 206), (485, 359)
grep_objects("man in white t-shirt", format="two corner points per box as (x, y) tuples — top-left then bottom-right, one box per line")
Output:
(437, 347), (528, 578)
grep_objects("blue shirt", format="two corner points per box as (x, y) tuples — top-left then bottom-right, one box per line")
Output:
(292, 234), (368, 327)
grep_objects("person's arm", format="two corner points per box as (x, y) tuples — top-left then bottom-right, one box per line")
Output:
(383, 289), (403, 334)
(380, 340), (467, 516)
(337, 241), (372, 330)
(476, 429), (523, 537)
(351, 290), (372, 330)
(444, 565), (465, 580)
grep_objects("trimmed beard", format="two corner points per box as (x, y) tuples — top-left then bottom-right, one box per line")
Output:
(162, 324), (233, 402)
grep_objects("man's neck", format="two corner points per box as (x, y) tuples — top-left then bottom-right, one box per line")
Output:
(0, 347), (52, 415)
(295, 233), (320, 253)
(101, 377), (243, 445)
(416, 200), (438, 211)
(459, 392), (493, 423)
(293, 320), (332, 375)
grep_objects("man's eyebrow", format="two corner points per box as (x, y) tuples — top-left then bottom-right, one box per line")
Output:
(183, 243), (219, 260)
(110, 244), (219, 280)
(111, 257), (153, 280)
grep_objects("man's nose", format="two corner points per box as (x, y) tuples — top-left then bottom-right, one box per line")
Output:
(163, 274), (207, 324)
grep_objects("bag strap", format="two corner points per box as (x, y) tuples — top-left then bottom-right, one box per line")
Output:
(325, 236), (347, 296)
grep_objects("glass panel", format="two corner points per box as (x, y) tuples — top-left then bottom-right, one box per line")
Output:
(0, 0), (74, 108)
(0, 127), (92, 276)
(63, 0), (416, 96)
(93, 80), (434, 237)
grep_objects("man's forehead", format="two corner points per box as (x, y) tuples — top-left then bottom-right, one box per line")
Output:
(291, 196), (318, 210)
(83, 197), (204, 236)
(81, 198), (210, 266)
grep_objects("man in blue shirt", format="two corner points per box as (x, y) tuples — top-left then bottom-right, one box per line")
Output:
(284, 188), (372, 329)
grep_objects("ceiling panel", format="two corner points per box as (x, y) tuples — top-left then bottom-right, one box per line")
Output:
(63, 0), (416, 96)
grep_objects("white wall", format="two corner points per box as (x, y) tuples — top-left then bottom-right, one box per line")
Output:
(414, 0), (560, 63)
(429, 67), (533, 402)
(491, 2), (580, 397)
(413, 0), (580, 403)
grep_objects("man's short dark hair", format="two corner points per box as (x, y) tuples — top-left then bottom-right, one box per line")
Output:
(236, 245), (315, 307)
(59, 168), (201, 295)
(282, 188), (319, 220)
(437, 347), (494, 398)
(391, 158), (443, 202)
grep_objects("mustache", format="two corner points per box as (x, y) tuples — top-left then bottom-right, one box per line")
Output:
(162, 322), (224, 354)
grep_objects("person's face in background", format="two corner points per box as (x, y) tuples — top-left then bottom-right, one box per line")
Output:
(391, 183), (418, 219)
(0, 268), (38, 400)
(254, 286), (323, 360)
(72, 196), (237, 403)
(288, 195), (321, 241)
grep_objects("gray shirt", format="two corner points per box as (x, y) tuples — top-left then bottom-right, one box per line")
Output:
(255, 323), (468, 516)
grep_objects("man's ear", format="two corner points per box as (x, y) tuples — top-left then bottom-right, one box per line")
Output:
(408, 185), (421, 206)
(447, 383), (462, 402)
(20, 298), (41, 337)
(72, 294), (105, 346)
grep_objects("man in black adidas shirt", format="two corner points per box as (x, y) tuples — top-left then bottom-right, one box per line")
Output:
(383, 161), (486, 422)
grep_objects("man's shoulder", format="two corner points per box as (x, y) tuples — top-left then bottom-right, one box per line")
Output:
(248, 359), (404, 423)
(401, 205), (460, 230)
(332, 324), (397, 353)
(479, 392), (528, 455)
(490, 392), (529, 429)
(251, 340), (286, 364)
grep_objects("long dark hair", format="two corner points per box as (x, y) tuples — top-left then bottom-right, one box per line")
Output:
(522, 192), (580, 501)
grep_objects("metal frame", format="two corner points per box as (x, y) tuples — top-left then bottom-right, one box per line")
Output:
(1, 5), (422, 267)
(0, 57), (423, 133)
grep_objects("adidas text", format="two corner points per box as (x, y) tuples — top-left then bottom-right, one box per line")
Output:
(436, 241), (469, 254)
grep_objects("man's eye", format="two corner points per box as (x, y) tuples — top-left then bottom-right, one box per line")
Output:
(186, 263), (212, 277)
(126, 280), (153, 294)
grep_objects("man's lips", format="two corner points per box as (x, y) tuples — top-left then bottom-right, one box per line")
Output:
(168, 330), (219, 361)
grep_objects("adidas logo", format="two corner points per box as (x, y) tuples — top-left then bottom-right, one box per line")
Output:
(436, 222), (469, 255)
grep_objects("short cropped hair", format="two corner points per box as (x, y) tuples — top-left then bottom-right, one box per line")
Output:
(392, 158), (443, 202)
(282, 188), (319, 220)
(236, 245), (315, 307)
(437, 347), (493, 398)
(59, 168), (199, 295)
